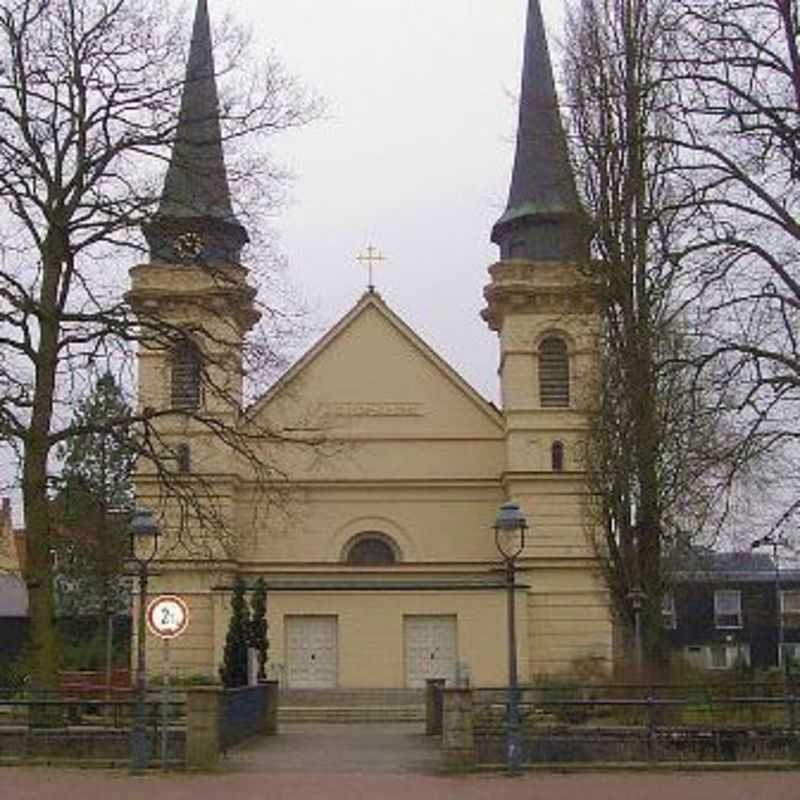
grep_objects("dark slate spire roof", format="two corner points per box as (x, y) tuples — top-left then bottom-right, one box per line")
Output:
(491, 0), (586, 262)
(144, 0), (248, 265)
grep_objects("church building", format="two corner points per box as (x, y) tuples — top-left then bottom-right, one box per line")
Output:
(128, 0), (612, 689)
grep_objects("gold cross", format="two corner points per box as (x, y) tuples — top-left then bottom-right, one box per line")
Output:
(356, 244), (387, 292)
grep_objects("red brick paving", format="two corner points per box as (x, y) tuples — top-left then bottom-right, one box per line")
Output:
(3, 768), (800, 800)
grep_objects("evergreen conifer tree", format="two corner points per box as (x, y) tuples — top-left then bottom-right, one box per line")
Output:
(219, 576), (250, 687)
(249, 578), (268, 681)
(55, 373), (135, 668)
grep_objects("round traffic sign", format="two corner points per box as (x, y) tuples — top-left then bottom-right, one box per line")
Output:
(147, 594), (190, 640)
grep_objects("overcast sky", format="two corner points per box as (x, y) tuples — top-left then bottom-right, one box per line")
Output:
(0, 0), (568, 525)
(216, 0), (566, 402)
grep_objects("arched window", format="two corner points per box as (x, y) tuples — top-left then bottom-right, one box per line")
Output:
(345, 533), (399, 566)
(551, 441), (565, 472)
(171, 340), (202, 411)
(539, 337), (570, 407)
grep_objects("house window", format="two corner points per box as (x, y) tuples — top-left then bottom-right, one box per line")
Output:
(688, 644), (751, 671)
(781, 643), (800, 669)
(345, 533), (398, 566)
(539, 337), (570, 408)
(551, 441), (565, 472)
(714, 590), (742, 629)
(709, 645), (727, 669)
(708, 644), (750, 670)
(662, 592), (676, 630)
(171, 341), (202, 411)
(781, 590), (800, 629)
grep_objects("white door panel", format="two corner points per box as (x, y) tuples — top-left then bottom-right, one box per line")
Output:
(286, 615), (338, 688)
(404, 615), (457, 688)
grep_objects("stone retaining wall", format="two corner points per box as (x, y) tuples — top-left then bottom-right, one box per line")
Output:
(0, 725), (185, 767)
(185, 681), (278, 769)
(0, 681), (279, 769)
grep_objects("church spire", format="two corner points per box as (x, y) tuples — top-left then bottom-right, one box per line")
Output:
(491, 0), (585, 262)
(144, 0), (248, 266)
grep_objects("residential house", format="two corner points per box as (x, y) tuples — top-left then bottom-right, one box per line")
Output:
(0, 498), (28, 670)
(664, 550), (800, 671)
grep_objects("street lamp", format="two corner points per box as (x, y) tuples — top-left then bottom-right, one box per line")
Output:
(494, 501), (528, 777)
(752, 534), (790, 671)
(129, 508), (161, 772)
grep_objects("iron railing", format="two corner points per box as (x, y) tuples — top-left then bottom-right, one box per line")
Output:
(0, 691), (184, 730)
(471, 683), (800, 764)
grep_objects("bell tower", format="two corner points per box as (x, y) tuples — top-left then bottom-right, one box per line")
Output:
(128, 0), (259, 422)
(127, 0), (259, 548)
(483, 0), (610, 673)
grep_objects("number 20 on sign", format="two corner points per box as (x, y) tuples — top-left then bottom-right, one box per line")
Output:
(146, 595), (190, 640)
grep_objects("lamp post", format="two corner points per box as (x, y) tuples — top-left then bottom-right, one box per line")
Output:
(494, 501), (528, 777)
(752, 534), (790, 670)
(129, 508), (161, 772)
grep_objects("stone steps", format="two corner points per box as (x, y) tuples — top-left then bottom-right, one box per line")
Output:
(278, 688), (426, 723)
(278, 705), (424, 724)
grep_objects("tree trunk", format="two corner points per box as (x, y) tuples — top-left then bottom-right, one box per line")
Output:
(23, 456), (58, 693)
(24, 240), (65, 691)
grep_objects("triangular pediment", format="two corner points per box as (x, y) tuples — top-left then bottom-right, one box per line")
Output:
(248, 292), (503, 439)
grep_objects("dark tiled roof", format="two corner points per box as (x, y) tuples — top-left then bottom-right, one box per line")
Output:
(669, 548), (774, 572)
(144, 0), (248, 264)
(159, 0), (237, 223)
(491, 0), (584, 260)
(667, 548), (800, 583)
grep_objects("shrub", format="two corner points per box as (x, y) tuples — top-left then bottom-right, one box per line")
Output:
(219, 576), (250, 688)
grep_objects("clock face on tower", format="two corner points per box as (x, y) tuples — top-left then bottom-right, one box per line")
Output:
(174, 231), (206, 262)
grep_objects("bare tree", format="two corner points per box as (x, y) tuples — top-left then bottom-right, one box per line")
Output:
(667, 0), (800, 538)
(0, 0), (320, 689)
(565, 0), (738, 664)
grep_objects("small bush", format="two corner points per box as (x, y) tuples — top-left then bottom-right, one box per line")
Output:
(171, 673), (220, 687)
(0, 652), (28, 696)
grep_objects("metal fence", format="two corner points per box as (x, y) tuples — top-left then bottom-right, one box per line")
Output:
(472, 683), (800, 764)
(0, 691), (186, 766)
(0, 690), (184, 726)
(219, 684), (267, 751)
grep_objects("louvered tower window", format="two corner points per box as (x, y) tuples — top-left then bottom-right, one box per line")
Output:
(539, 337), (570, 407)
(171, 341), (202, 411)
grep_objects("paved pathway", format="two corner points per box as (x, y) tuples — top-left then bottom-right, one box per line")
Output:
(227, 722), (441, 774)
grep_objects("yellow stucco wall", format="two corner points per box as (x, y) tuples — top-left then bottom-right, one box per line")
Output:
(131, 285), (613, 686)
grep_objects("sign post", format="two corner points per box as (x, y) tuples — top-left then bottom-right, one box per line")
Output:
(146, 595), (190, 771)
(161, 639), (170, 769)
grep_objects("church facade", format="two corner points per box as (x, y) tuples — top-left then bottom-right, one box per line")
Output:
(129, 0), (612, 689)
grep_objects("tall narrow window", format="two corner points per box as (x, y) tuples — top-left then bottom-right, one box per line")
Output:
(176, 443), (192, 474)
(714, 590), (742, 629)
(781, 590), (800, 629)
(539, 337), (570, 407)
(551, 441), (565, 472)
(171, 341), (201, 411)
(662, 592), (677, 630)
